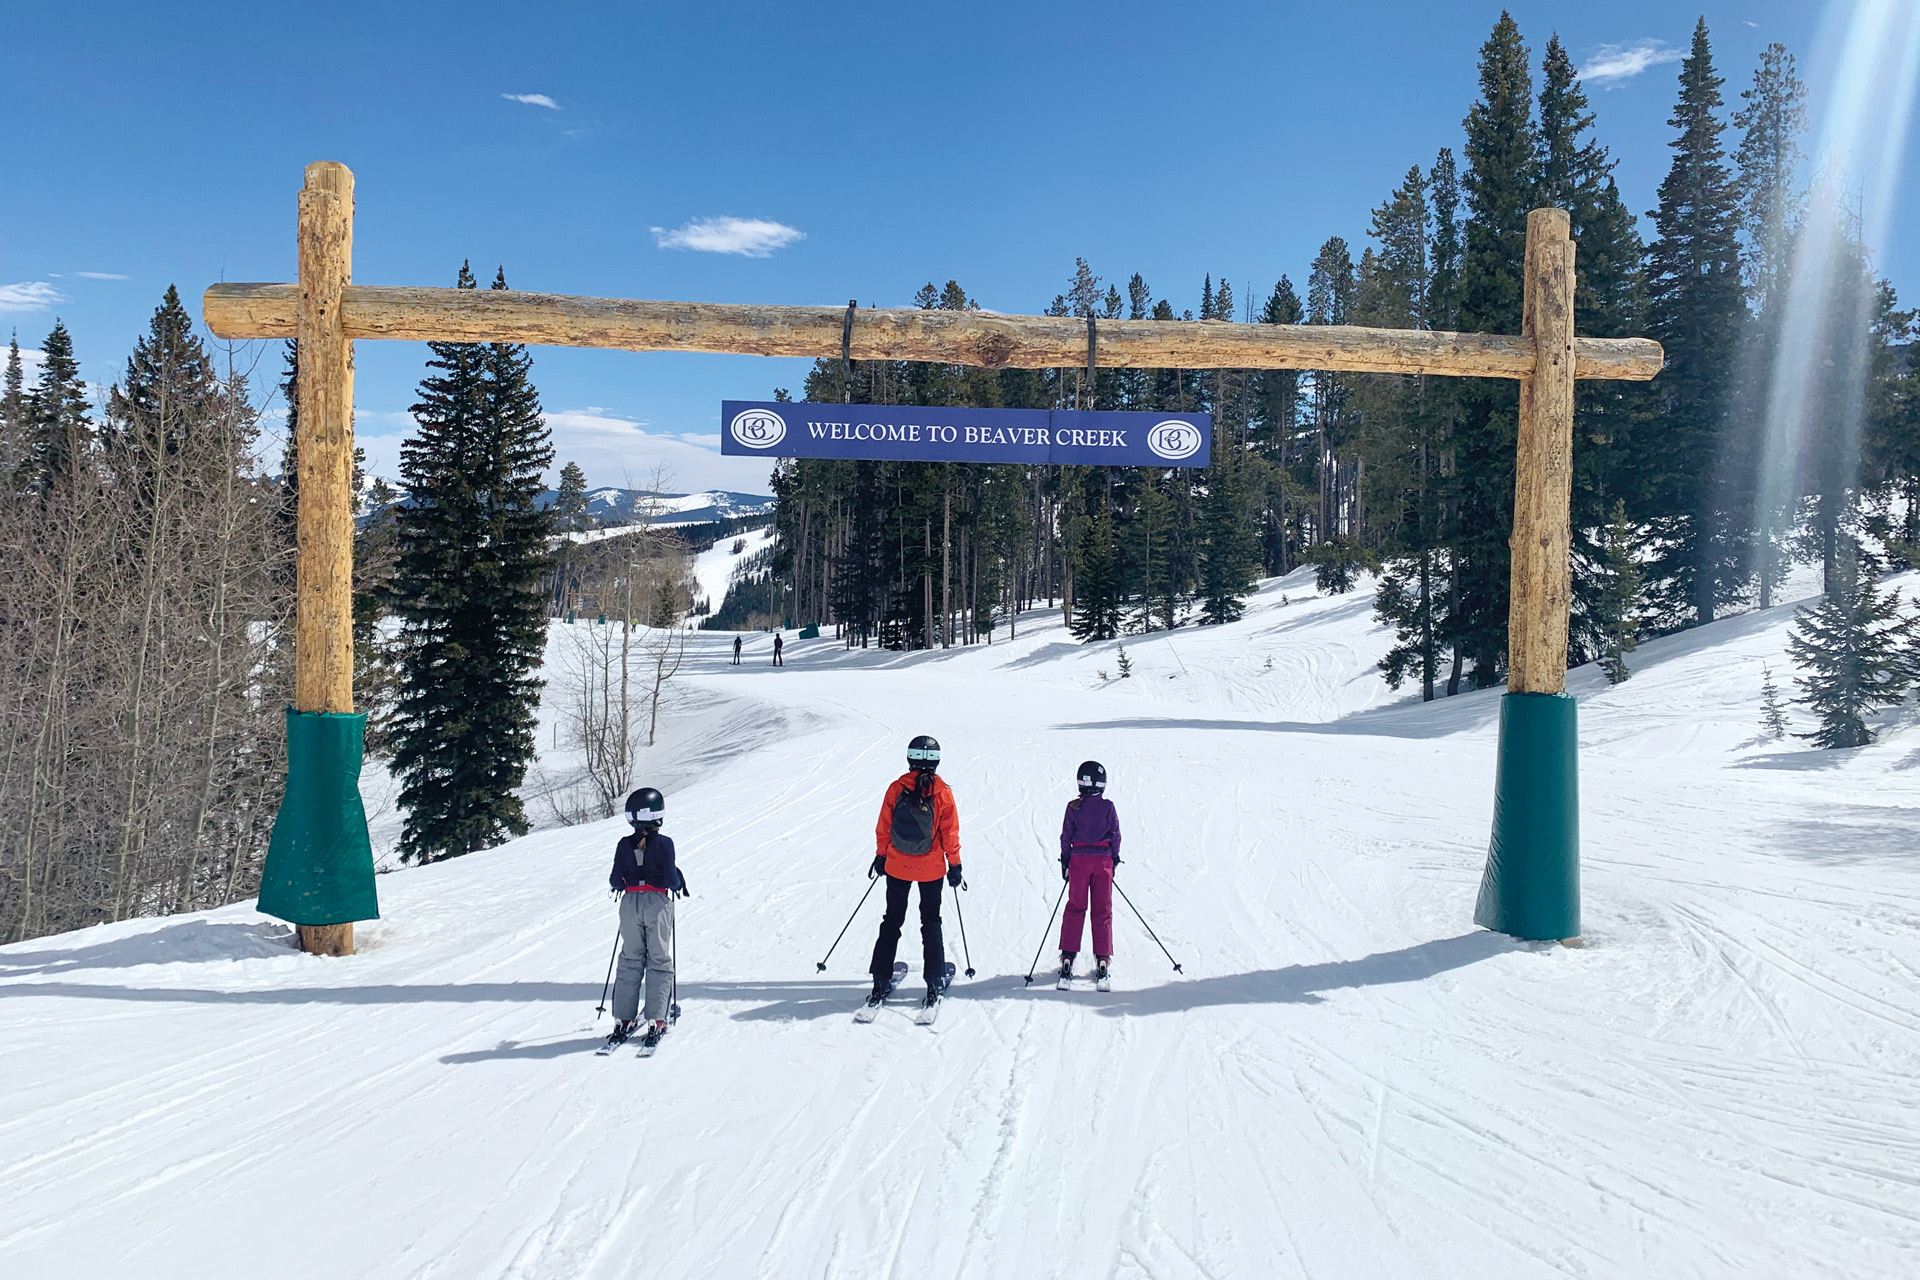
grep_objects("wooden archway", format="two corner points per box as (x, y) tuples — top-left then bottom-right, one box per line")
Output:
(206, 161), (1662, 955)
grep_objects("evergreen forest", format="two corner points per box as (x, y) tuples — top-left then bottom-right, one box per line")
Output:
(752, 16), (1920, 705)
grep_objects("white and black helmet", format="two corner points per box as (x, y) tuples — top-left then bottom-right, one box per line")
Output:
(907, 734), (941, 772)
(1077, 760), (1106, 796)
(625, 787), (666, 827)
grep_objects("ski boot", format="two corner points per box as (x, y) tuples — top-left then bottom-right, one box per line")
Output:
(1093, 958), (1112, 993)
(598, 1018), (638, 1054)
(1056, 951), (1077, 990)
(636, 1019), (667, 1056)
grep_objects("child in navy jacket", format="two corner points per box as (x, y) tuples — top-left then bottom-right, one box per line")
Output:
(608, 788), (688, 1043)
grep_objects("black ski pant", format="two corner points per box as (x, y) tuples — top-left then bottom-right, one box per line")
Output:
(869, 873), (944, 988)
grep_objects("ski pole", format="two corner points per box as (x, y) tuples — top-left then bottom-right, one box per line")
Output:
(1023, 882), (1068, 985)
(951, 877), (975, 978)
(594, 926), (620, 1020)
(1113, 879), (1183, 973)
(815, 871), (882, 972)
(669, 894), (681, 1024)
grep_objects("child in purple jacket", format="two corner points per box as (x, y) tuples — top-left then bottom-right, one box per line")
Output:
(1058, 760), (1120, 987)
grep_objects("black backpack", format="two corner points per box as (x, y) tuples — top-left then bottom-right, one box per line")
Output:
(889, 778), (936, 855)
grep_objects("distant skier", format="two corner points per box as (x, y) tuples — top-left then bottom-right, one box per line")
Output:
(772, 632), (784, 667)
(1058, 760), (1120, 990)
(865, 735), (963, 1015)
(606, 787), (689, 1050)
(733, 635), (742, 665)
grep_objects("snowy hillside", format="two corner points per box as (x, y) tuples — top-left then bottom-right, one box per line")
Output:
(3, 573), (1918, 1279)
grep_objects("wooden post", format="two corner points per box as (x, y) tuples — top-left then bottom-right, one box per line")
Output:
(1508, 208), (1577, 693)
(295, 161), (357, 958)
(1474, 207), (1583, 945)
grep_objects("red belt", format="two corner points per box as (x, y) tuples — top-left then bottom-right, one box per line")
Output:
(624, 884), (668, 893)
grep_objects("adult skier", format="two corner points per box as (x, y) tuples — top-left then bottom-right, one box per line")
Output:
(865, 734), (963, 1016)
(772, 632), (784, 666)
(606, 787), (689, 1050)
(732, 634), (742, 665)
(1058, 760), (1121, 990)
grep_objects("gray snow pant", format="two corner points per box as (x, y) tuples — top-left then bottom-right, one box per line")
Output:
(611, 890), (674, 1023)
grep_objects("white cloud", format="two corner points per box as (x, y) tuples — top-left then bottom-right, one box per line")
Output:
(75, 271), (129, 281)
(345, 405), (772, 496)
(1583, 39), (1685, 88)
(0, 282), (64, 315)
(503, 92), (561, 110)
(11, 345), (47, 368)
(651, 216), (805, 257)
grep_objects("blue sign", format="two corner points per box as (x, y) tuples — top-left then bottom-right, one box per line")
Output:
(720, 401), (1211, 468)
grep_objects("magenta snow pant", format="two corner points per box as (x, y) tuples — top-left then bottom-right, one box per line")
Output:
(1060, 853), (1114, 956)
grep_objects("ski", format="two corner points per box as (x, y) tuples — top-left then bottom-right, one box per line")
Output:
(595, 1024), (635, 1056)
(635, 1022), (667, 1057)
(1094, 966), (1112, 993)
(1056, 959), (1075, 991)
(915, 961), (957, 1027)
(853, 961), (910, 1023)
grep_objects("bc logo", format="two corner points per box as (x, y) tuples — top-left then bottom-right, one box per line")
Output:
(730, 407), (788, 450)
(1147, 419), (1204, 461)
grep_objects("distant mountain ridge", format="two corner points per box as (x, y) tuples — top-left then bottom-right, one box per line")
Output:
(554, 487), (775, 528)
(350, 478), (774, 529)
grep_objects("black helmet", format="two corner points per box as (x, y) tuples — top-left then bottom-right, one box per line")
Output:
(1076, 760), (1106, 796)
(907, 734), (941, 772)
(625, 787), (666, 827)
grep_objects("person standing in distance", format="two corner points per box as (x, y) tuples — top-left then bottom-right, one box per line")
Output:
(866, 735), (963, 1013)
(606, 787), (689, 1048)
(772, 631), (784, 667)
(1058, 760), (1120, 988)
(732, 634), (742, 665)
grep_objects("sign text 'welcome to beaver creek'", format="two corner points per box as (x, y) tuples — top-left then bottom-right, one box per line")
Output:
(720, 402), (1212, 467)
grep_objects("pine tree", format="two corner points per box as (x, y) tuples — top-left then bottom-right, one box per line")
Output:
(18, 320), (92, 497)
(554, 460), (588, 533)
(107, 285), (221, 507)
(1759, 664), (1789, 739)
(1786, 544), (1915, 749)
(1595, 500), (1642, 684)
(1732, 45), (1807, 310)
(1645, 19), (1747, 628)
(1, 331), (25, 479)
(1536, 35), (1651, 663)
(1070, 499), (1121, 640)
(1306, 237), (1354, 546)
(390, 263), (556, 862)
(1198, 444), (1258, 624)
(1451, 12), (1537, 687)
(1734, 43), (1809, 609)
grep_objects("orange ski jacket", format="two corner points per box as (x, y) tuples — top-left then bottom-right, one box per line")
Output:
(873, 772), (961, 882)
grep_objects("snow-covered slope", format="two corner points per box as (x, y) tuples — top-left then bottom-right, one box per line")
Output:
(689, 523), (773, 616)
(3, 574), (1918, 1279)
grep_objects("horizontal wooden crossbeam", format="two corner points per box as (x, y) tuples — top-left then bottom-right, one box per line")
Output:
(202, 282), (1663, 381)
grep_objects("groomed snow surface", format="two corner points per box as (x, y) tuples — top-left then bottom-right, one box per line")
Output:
(4, 571), (1918, 1279)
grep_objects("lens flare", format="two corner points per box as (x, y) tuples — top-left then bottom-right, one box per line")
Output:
(1754, 0), (1920, 587)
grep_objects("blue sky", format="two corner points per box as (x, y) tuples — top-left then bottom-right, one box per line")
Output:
(4, 1), (1915, 496)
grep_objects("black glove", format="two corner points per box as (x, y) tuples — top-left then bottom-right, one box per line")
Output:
(870, 854), (887, 879)
(946, 864), (964, 889)
(675, 869), (690, 897)
(1060, 856), (1070, 881)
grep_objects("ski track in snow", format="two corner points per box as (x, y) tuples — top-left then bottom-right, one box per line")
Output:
(4, 568), (1920, 1278)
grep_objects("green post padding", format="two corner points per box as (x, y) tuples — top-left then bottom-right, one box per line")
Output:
(257, 709), (379, 927)
(798, 624), (820, 639)
(1474, 692), (1579, 941)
